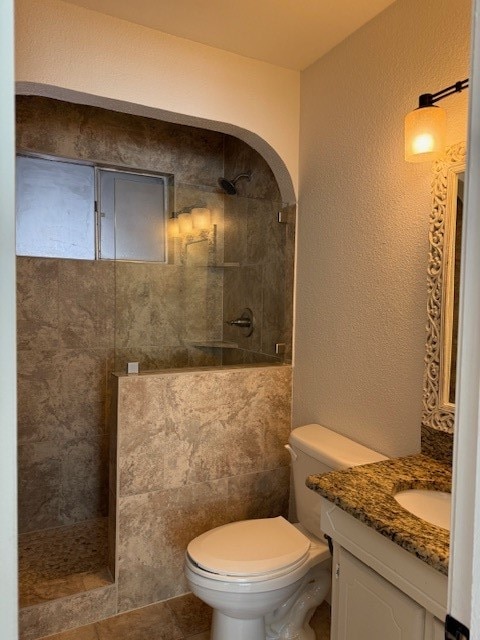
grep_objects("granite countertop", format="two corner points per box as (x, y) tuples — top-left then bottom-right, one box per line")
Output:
(306, 454), (451, 575)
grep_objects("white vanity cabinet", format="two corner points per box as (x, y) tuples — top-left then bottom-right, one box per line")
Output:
(321, 498), (448, 640)
(334, 547), (425, 639)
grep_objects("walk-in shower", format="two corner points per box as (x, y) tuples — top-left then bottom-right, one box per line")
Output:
(15, 95), (295, 637)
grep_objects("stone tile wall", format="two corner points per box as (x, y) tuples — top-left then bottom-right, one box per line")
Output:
(222, 136), (295, 363)
(115, 365), (292, 611)
(19, 364), (292, 640)
(15, 97), (227, 534)
(16, 97), (293, 546)
(17, 257), (113, 532)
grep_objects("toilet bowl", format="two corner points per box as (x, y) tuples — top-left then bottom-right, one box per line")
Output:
(185, 424), (387, 640)
(186, 517), (331, 640)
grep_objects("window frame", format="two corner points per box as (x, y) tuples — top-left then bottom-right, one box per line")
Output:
(16, 150), (173, 263)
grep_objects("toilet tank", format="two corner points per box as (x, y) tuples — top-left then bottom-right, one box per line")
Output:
(288, 424), (387, 539)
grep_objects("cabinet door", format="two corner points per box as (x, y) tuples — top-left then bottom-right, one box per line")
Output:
(432, 617), (444, 640)
(336, 548), (425, 640)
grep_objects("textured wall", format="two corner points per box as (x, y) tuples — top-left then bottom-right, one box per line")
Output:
(294, 0), (471, 457)
(115, 365), (292, 610)
(15, 0), (299, 201)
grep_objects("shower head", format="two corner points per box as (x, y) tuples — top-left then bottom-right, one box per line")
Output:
(218, 172), (251, 195)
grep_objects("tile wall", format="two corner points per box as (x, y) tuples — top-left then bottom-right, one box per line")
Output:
(16, 96), (294, 538)
(17, 257), (113, 531)
(222, 137), (295, 363)
(19, 364), (292, 639)
(114, 365), (292, 611)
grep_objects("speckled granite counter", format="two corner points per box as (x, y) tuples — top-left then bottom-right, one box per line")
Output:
(307, 454), (451, 575)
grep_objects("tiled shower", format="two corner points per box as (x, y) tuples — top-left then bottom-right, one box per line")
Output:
(16, 97), (295, 638)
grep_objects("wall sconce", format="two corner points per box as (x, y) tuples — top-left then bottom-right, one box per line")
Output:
(167, 212), (180, 238)
(191, 207), (211, 230)
(178, 211), (193, 234)
(405, 79), (469, 162)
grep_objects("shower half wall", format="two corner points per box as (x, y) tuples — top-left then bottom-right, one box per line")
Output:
(16, 96), (295, 637)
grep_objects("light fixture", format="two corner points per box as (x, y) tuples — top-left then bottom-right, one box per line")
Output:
(405, 79), (468, 163)
(167, 212), (180, 238)
(191, 207), (211, 230)
(178, 211), (193, 234)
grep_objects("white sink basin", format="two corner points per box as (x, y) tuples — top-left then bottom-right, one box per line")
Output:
(394, 489), (451, 531)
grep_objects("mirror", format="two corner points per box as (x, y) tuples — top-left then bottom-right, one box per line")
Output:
(422, 142), (466, 434)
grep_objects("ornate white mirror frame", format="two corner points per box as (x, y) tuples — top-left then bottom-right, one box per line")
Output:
(422, 141), (466, 434)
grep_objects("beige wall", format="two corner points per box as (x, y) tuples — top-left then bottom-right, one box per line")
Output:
(15, 0), (299, 201)
(293, 0), (471, 457)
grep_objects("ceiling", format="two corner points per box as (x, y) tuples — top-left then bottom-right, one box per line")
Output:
(62, 0), (396, 70)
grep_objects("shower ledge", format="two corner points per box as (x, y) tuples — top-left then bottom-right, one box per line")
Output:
(200, 262), (240, 268)
(189, 340), (238, 349)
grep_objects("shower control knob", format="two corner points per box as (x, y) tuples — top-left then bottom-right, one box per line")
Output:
(225, 308), (254, 337)
(227, 318), (251, 328)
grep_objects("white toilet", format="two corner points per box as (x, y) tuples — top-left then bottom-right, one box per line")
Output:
(185, 424), (387, 640)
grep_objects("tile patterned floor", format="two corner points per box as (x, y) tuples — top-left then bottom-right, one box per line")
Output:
(19, 519), (112, 608)
(38, 598), (331, 640)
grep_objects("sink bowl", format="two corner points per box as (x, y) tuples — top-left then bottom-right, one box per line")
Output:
(394, 489), (451, 531)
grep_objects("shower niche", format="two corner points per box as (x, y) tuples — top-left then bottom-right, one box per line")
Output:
(16, 96), (295, 616)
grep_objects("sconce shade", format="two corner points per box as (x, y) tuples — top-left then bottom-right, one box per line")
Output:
(405, 105), (446, 163)
(167, 217), (180, 238)
(178, 212), (193, 234)
(191, 207), (211, 230)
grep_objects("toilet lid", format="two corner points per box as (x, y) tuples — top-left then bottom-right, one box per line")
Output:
(187, 517), (310, 576)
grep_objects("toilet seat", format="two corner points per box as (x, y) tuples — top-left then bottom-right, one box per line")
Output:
(187, 517), (310, 578)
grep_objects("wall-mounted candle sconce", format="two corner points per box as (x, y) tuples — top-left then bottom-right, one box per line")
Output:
(191, 207), (211, 230)
(168, 205), (212, 237)
(178, 211), (193, 234)
(405, 79), (469, 162)
(168, 212), (180, 238)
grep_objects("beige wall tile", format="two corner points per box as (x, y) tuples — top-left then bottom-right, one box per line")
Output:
(227, 467), (290, 522)
(224, 135), (281, 202)
(17, 349), (64, 444)
(115, 366), (292, 613)
(19, 584), (117, 640)
(58, 260), (114, 350)
(17, 257), (59, 350)
(117, 479), (229, 610)
(117, 376), (167, 496)
(59, 436), (108, 525)
(18, 442), (61, 532)
(223, 266), (263, 351)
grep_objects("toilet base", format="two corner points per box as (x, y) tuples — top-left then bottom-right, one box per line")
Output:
(211, 610), (265, 640)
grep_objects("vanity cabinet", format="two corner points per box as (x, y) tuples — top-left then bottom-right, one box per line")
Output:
(334, 547), (425, 639)
(321, 498), (448, 640)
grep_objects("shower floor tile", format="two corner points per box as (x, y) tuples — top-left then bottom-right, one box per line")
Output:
(19, 518), (112, 608)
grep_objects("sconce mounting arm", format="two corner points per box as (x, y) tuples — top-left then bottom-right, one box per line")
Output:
(418, 79), (469, 108)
